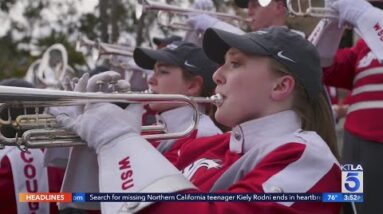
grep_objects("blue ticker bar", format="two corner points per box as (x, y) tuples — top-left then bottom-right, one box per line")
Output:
(322, 193), (364, 203)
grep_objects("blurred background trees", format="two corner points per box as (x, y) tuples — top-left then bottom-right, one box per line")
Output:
(0, 0), (236, 79)
(0, 0), (329, 80)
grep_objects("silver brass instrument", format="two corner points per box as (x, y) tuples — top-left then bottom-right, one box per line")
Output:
(136, 0), (250, 29)
(157, 11), (194, 31)
(24, 44), (76, 89)
(286, 0), (337, 18)
(76, 36), (134, 58)
(76, 36), (134, 71)
(258, 0), (337, 18)
(0, 86), (223, 149)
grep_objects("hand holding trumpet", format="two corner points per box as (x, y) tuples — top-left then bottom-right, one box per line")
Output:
(47, 71), (141, 153)
(47, 73), (90, 120)
(57, 102), (143, 154)
(47, 71), (131, 119)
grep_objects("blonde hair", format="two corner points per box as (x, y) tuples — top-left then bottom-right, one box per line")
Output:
(269, 58), (339, 159)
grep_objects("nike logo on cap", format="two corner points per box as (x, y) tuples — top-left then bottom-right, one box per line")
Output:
(255, 30), (268, 35)
(184, 60), (198, 69)
(277, 51), (295, 63)
(166, 43), (178, 50)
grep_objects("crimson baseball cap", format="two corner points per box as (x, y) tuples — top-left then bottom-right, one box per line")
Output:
(133, 41), (218, 91)
(202, 26), (323, 99)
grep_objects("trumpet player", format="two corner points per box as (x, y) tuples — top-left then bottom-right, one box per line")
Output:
(187, 0), (348, 124)
(185, 0), (290, 41)
(51, 26), (340, 214)
(133, 41), (222, 153)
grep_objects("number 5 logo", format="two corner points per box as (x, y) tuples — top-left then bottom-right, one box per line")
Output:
(345, 172), (360, 192)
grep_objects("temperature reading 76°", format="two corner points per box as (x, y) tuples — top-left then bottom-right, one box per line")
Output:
(327, 194), (338, 201)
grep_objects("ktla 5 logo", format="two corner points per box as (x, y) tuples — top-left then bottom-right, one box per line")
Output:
(341, 164), (363, 193)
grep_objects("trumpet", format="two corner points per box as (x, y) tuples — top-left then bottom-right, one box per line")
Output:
(257, 0), (337, 18)
(157, 11), (195, 31)
(136, 0), (250, 30)
(76, 36), (134, 58)
(76, 36), (134, 71)
(286, 0), (337, 18)
(0, 86), (223, 149)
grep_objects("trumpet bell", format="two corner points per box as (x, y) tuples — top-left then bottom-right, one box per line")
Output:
(287, 0), (338, 18)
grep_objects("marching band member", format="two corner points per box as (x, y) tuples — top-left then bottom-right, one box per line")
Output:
(133, 41), (222, 153)
(316, 0), (383, 213)
(24, 43), (77, 89)
(0, 78), (65, 214)
(186, 0), (290, 40)
(47, 72), (129, 212)
(53, 26), (340, 214)
(187, 0), (344, 122)
(235, 0), (288, 31)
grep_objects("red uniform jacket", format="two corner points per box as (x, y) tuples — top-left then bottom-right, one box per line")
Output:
(324, 39), (383, 143)
(142, 111), (341, 214)
(0, 149), (65, 214)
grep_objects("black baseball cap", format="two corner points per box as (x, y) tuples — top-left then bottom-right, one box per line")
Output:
(153, 35), (182, 47)
(133, 41), (219, 91)
(371, 0), (383, 9)
(202, 26), (323, 99)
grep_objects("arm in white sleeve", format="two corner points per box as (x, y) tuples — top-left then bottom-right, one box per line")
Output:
(55, 103), (196, 213)
(308, 18), (344, 67)
(331, 0), (383, 63)
(97, 133), (196, 213)
(185, 14), (244, 45)
(354, 6), (383, 63)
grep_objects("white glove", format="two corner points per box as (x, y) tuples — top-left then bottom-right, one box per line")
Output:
(192, 0), (215, 12)
(185, 14), (244, 45)
(44, 73), (89, 168)
(330, 0), (373, 27)
(188, 14), (244, 34)
(56, 103), (143, 153)
(86, 70), (121, 92)
(46, 73), (89, 118)
(115, 79), (131, 92)
(187, 14), (220, 33)
(331, 0), (383, 63)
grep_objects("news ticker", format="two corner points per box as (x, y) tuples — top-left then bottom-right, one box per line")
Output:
(18, 164), (363, 204)
(19, 193), (363, 203)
